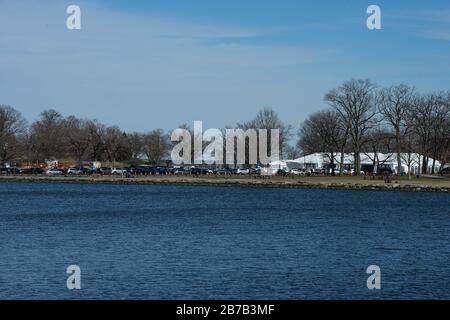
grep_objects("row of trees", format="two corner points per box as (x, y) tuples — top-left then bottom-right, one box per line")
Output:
(0, 106), (292, 167)
(1, 79), (449, 172)
(0, 108), (172, 166)
(298, 79), (450, 175)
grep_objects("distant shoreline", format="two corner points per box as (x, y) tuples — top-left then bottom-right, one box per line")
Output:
(0, 175), (449, 193)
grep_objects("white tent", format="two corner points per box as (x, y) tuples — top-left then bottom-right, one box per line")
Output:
(270, 152), (441, 174)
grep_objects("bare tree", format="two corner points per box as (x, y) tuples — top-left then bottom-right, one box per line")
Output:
(400, 128), (420, 179)
(363, 128), (395, 173)
(441, 92), (450, 170)
(86, 120), (106, 162)
(325, 79), (378, 175)
(103, 126), (131, 165)
(127, 132), (145, 163)
(29, 109), (66, 161)
(408, 93), (449, 174)
(284, 145), (302, 160)
(378, 84), (415, 174)
(238, 108), (292, 164)
(430, 93), (450, 172)
(63, 116), (92, 166)
(0, 105), (27, 163)
(143, 129), (170, 165)
(297, 109), (343, 175)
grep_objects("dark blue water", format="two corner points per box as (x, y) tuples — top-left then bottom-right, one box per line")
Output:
(0, 182), (449, 299)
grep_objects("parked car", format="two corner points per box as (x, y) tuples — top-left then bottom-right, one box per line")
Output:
(308, 168), (325, 175)
(155, 167), (169, 175)
(249, 167), (261, 175)
(31, 168), (45, 174)
(190, 167), (211, 175)
(111, 167), (127, 175)
(67, 167), (83, 175)
(20, 168), (45, 174)
(99, 167), (112, 175)
(82, 167), (95, 174)
(0, 167), (20, 174)
(216, 168), (233, 175)
(189, 167), (199, 175)
(6, 167), (21, 174)
(289, 169), (305, 175)
(236, 168), (250, 174)
(128, 166), (146, 175)
(173, 167), (188, 175)
(276, 168), (289, 176)
(46, 169), (63, 175)
(439, 167), (450, 176)
(19, 168), (44, 174)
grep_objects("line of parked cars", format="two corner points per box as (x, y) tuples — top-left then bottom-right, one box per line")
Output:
(1, 165), (411, 177)
(1, 165), (380, 177)
(0, 165), (270, 176)
(1, 167), (45, 174)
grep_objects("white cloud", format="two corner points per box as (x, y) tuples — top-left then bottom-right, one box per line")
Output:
(0, 0), (332, 131)
(383, 7), (450, 42)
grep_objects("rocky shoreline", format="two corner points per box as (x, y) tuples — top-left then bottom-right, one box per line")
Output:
(0, 175), (449, 192)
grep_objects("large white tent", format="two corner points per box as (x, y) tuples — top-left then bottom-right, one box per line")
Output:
(270, 152), (441, 174)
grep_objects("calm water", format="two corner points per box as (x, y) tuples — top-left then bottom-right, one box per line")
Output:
(0, 182), (449, 299)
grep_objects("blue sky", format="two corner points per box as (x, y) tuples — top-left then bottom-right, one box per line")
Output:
(1, 0), (450, 132)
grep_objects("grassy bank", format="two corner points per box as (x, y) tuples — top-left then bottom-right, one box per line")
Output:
(0, 174), (449, 192)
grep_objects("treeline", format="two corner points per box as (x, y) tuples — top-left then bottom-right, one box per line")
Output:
(0, 108), (173, 166)
(297, 79), (450, 174)
(0, 106), (291, 166)
(1, 79), (449, 173)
